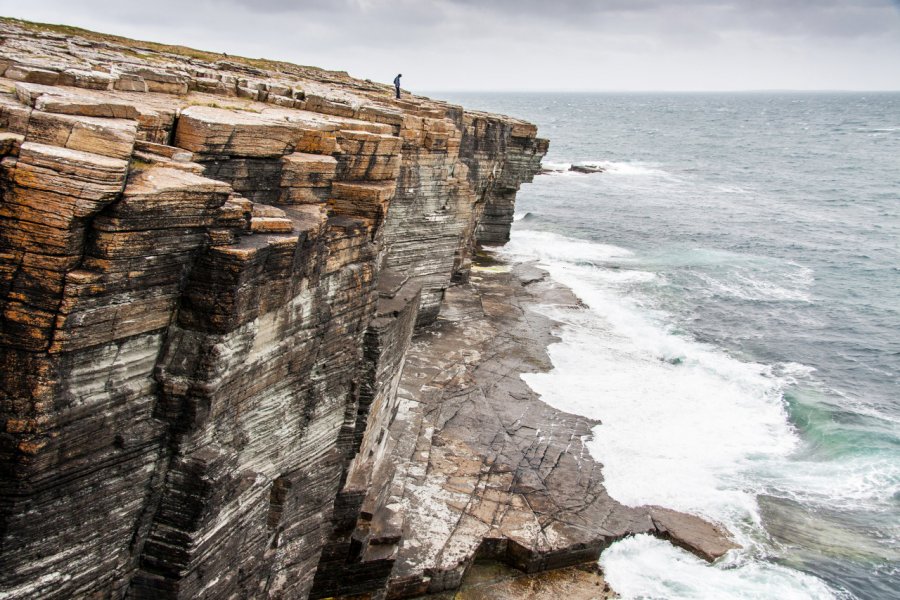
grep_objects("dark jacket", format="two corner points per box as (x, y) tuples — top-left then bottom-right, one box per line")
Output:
(394, 75), (401, 87)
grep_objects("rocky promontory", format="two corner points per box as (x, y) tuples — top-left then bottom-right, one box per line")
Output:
(0, 19), (733, 600)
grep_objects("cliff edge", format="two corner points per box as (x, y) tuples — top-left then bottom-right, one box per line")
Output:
(0, 18), (545, 599)
(0, 19), (734, 600)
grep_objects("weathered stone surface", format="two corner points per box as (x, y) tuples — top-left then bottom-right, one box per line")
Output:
(175, 104), (312, 157)
(122, 67), (188, 94)
(19, 84), (141, 119)
(134, 140), (193, 162)
(0, 142), (129, 350)
(309, 272), (421, 599)
(174, 105), (387, 159)
(0, 94), (31, 134)
(4, 64), (59, 85)
(24, 110), (137, 160)
(474, 132), (548, 247)
(648, 506), (739, 561)
(114, 72), (149, 92)
(278, 152), (337, 204)
(58, 68), (115, 90)
(420, 561), (616, 600)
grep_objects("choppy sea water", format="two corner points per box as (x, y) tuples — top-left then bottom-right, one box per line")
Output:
(435, 92), (900, 600)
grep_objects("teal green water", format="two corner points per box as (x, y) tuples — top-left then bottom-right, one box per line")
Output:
(437, 92), (900, 599)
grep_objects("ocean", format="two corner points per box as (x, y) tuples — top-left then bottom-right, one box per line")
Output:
(435, 92), (900, 600)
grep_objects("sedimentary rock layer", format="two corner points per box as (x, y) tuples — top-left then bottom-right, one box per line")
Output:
(0, 19), (548, 599)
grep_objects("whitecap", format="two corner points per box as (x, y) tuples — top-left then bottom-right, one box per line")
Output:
(539, 160), (571, 173)
(601, 535), (844, 600)
(580, 160), (671, 177)
(503, 231), (800, 524)
(503, 230), (633, 265)
(759, 455), (900, 511)
(693, 267), (813, 303)
(539, 159), (676, 178)
(500, 229), (847, 597)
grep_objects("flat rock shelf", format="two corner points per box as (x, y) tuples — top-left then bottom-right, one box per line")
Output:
(320, 256), (737, 599)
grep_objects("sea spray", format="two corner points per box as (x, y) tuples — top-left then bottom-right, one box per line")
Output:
(497, 230), (843, 599)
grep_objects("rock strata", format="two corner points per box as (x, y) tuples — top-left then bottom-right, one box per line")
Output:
(0, 18), (735, 600)
(0, 18), (550, 600)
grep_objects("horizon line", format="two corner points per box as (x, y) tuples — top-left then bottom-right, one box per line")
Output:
(424, 88), (900, 94)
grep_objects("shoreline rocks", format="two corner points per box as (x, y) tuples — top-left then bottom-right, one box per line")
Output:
(567, 163), (605, 174)
(538, 163), (606, 175)
(309, 255), (738, 599)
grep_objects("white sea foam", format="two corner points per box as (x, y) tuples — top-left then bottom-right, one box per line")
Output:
(539, 159), (675, 178)
(581, 160), (670, 177)
(601, 535), (844, 600)
(716, 184), (752, 194)
(757, 454), (900, 510)
(539, 160), (571, 173)
(502, 231), (799, 521)
(773, 361), (817, 379)
(520, 273), (798, 523)
(497, 229), (848, 599)
(696, 270), (814, 303)
(504, 230), (633, 264)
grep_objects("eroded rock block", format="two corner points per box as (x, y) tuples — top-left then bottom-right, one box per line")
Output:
(279, 152), (337, 204)
(175, 105), (327, 157)
(20, 85), (142, 119)
(25, 111), (137, 160)
(0, 94), (32, 134)
(5, 64), (59, 85)
(123, 66), (189, 94)
(113, 72), (148, 92)
(58, 68), (115, 90)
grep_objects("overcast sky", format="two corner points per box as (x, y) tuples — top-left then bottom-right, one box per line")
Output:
(2, 0), (899, 91)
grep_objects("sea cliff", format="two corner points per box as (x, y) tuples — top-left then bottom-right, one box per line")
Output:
(0, 20), (733, 600)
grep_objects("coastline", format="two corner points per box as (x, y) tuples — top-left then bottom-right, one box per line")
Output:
(2, 16), (895, 600)
(366, 250), (738, 598)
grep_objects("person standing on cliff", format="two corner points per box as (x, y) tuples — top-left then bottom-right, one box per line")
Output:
(394, 73), (402, 99)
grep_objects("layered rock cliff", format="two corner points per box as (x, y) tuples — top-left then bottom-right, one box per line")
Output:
(0, 19), (548, 599)
(0, 20), (741, 600)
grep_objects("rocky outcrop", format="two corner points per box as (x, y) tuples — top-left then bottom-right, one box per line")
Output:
(0, 19), (548, 600)
(469, 118), (547, 247)
(310, 260), (737, 600)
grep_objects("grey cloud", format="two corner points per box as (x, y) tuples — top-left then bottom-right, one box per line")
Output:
(216, 0), (900, 39)
(0, 0), (897, 90)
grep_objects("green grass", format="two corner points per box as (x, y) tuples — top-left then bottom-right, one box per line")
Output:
(0, 16), (350, 79)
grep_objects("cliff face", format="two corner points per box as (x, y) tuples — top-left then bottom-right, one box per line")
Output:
(0, 20), (547, 599)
